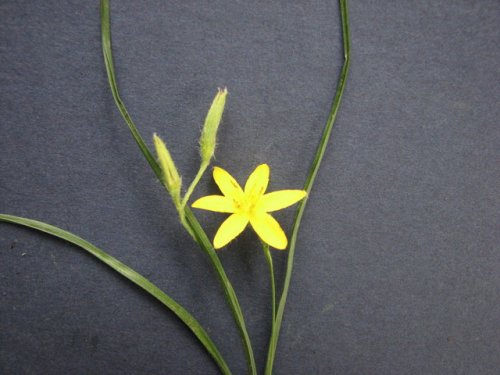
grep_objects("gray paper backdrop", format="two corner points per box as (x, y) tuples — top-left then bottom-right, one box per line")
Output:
(1, 1), (499, 374)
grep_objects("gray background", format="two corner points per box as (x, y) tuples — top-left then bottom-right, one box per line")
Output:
(1, 1), (499, 374)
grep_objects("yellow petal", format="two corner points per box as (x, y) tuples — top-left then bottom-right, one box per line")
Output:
(250, 212), (287, 250)
(260, 190), (307, 212)
(192, 195), (236, 213)
(213, 167), (243, 198)
(214, 213), (249, 249)
(244, 164), (269, 199)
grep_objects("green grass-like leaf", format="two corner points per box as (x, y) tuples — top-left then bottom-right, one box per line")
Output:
(100, 1), (256, 373)
(0, 213), (232, 375)
(265, 0), (351, 373)
(100, 0), (162, 180)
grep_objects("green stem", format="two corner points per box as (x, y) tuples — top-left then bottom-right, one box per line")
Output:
(182, 160), (209, 208)
(184, 208), (257, 375)
(100, 2), (256, 373)
(262, 242), (276, 321)
(265, 1), (351, 374)
(0, 214), (232, 375)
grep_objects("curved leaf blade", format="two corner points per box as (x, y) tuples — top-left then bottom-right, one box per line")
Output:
(0, 213), (232, 375)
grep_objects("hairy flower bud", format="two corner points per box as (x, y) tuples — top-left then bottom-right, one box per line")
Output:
(200, 87), (228, 164)
(153, 133), (182, 205)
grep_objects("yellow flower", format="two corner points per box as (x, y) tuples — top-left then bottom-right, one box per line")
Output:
(192, 164), (306, 250)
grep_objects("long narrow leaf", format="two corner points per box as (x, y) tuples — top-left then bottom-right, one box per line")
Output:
(0, 214), (232, 375)
(265, 0), (351, 373)
(100, 0), (162, 180)
(99, 1), (256, 373)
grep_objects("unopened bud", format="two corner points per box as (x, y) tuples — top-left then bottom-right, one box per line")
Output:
(200, 87), (228, 163)
(153, 133), (182, 205)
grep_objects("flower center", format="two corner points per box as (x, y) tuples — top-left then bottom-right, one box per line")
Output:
(234, 195), (259, 216)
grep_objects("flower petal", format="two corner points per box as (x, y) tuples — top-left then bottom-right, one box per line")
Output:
(214, 213), (249, 249)
(244, 164), (269, 199)
(192, 195), (236, 213)
(250, 212), (287, 250)
(213, 167), (243, 198)
(260, 190), (307, 212)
